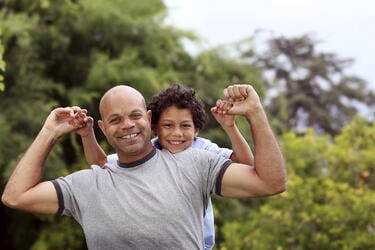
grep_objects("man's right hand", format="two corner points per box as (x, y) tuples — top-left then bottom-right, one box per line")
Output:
(43, 106), (88, 138)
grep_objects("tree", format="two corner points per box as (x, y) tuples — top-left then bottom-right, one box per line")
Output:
(0, 37), (4, 92)
(239, 32), (375, 135)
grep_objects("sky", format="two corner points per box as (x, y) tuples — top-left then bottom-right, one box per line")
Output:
(164, 0), (375, 89)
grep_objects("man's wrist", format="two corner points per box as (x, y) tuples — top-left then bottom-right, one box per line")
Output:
(39, 127), (61, 144)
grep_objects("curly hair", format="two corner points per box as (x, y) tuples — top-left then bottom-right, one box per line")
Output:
(147, 84), (208, 130)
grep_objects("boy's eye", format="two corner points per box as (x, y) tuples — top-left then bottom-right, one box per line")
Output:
(162, 124), (172, 128)
(183, 124), (193, 128)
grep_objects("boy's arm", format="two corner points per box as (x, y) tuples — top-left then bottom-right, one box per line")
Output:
(211, 108), (254, 165)
(1, 107), (86, 213)
(75, 116), (108, 167)
(214, 85), (287, 198)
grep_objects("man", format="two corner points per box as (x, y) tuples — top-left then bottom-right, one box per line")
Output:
(78, 83), (255, 250)
(2, 84), (286, 249)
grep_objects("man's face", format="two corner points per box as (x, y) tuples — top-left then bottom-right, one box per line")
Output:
(155, 105), (198, 154)
(99, 88), (153, 162)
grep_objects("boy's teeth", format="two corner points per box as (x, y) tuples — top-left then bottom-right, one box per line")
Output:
(170, 141), (182, 145)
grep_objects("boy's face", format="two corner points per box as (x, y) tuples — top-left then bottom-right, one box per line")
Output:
(155, 105), (199, 154)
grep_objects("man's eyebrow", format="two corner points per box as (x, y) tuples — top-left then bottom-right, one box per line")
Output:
(130, 108), (146, 114)
(106, 109), (144, 120)
(105, 114), (119, 121)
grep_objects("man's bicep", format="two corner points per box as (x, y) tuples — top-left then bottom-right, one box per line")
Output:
(20, 181), (59, 214)
(220, 163), (266, 198)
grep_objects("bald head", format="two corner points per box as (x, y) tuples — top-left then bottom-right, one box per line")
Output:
(97, 85), (153, 162)
(99, 85), (147, 119)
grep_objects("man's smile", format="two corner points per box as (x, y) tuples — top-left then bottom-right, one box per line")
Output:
(120, 133), (139, 139)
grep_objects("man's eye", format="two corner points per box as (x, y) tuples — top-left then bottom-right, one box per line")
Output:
(131, 114), (143, 119)
(163, 124), (172, 128)
(183, 124), (192, 128)
(110, 118), (120, 124)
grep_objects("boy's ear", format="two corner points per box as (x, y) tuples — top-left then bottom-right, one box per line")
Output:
(194, 128), (199, 137)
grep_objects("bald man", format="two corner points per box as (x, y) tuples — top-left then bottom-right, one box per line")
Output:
(2, 84), (286, 249)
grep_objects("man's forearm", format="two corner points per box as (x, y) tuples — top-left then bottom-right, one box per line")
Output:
(247, 110), (286, 193)
(2, 127), (58, 208)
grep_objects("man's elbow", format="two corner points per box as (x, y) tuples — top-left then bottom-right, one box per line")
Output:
(270, 163), (287, 195)
(1, 192), (14, 208)
(1, 191), (23, 210)
(269, 176), (287, 195)
(274, 179), (287, 194)
(258, 173), (287, 196)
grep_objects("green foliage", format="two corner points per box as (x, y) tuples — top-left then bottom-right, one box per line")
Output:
(30, 216), (86, 250)
(327, 116), (375, 188)
(282, 128), (331, 178)
(219, 175), (375, 250)
(0, 30), (5, 91)
(216, 117), (375, 250)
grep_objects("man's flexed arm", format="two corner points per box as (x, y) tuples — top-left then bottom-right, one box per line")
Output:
(1, 107), (87, 214)
(213, 84), (287, 198)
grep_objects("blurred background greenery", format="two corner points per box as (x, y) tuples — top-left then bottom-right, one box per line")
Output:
(1, 0), (374, 249)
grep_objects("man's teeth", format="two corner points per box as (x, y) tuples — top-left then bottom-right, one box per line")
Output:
(122, 134), (137, 139)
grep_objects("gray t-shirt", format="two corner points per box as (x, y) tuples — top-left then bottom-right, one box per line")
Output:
(52, 147), (231, 250)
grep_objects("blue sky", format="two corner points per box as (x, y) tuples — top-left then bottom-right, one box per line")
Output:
(165, 0), (375, 89)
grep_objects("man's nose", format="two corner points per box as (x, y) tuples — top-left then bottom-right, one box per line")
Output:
(121, 118), (135, 128)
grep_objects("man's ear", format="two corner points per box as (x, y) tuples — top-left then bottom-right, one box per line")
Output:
(98, 120), (106, 136)
(147, 110), (152, 122)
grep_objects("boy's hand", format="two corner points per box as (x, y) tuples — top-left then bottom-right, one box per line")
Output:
(75, 115), (94, 137)
(210, 100), (235, 128)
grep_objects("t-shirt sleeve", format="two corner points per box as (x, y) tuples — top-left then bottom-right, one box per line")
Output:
(213, 160), (232, 196)
(51, 169), (95, 221)
(51, 180), (64, 215)
(188, 149), (232, 196)
(52, 174), (79, 217)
